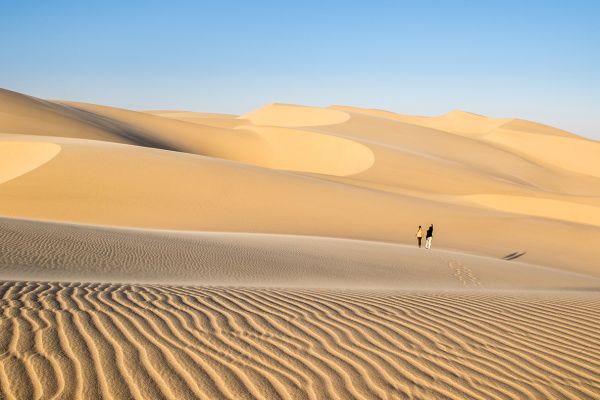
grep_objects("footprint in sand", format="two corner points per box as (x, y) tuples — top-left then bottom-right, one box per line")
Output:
(448, 259), (483, 288)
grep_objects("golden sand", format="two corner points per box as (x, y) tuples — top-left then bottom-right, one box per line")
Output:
(0, 88), (599, 399)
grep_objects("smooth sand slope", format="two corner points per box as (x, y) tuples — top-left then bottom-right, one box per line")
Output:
(1, 88), (599, 399)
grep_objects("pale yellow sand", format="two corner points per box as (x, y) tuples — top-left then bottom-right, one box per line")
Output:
(0, 141), (61, 184)
(1, 88), (599, 399)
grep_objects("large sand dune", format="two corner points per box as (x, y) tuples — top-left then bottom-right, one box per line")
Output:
(1, 88), (599, 399)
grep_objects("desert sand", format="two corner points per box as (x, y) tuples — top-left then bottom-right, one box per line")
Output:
(0, 87), (599, 399)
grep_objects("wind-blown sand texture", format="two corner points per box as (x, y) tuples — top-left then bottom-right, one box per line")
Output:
(0, 88), (599, 399)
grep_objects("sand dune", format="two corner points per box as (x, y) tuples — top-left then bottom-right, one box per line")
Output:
(333, 107), (511, 136)
(1, 132), (599, 275)
(1, 88), (600, 399)
(1, 216), (597, 290)
(334, 104), (600, 179)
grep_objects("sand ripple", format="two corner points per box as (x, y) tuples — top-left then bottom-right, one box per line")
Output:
(0, 282), (598, 400)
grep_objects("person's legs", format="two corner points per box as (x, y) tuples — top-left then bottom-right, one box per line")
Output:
(425, 237), (431, 249)
(418, 237), (422, 248)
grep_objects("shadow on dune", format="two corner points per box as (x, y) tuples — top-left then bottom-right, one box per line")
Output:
(503, 251), (527, 261)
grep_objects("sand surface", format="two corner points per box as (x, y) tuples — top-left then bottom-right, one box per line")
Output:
(0, 88), (599, 399)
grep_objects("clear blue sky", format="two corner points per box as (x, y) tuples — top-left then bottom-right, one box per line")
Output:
(1, 0), (599, 139)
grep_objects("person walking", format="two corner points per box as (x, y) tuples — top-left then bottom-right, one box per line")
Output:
(425, 224), (434, 249)
(416, 225), (423, 248)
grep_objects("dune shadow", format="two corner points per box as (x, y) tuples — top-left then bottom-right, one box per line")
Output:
(502, 251), (527, 261)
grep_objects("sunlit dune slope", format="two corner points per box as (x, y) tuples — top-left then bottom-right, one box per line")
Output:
(0, 133), (599, 275)
(0, 141), (61, 184)
(1, 88), (600, 274)
(61, 101), (375, 175)
(333, 104), (600, 179)
(0, 90), (375, 176)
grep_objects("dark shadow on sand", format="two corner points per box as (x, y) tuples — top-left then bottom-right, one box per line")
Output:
(502, 252), (527, 261)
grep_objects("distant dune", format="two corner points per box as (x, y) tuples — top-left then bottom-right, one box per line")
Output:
(0, 88), (599, 399)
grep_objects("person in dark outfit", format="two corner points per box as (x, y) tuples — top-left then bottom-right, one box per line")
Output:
(425, 224), (434, 249)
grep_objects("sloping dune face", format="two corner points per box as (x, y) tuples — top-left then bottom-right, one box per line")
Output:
(0, 142), (61, 184)
(465, 194), (600, 227)
(343, 104), (600, 179)
(484, 127), (600, 178)
(238, 125), (374, 175)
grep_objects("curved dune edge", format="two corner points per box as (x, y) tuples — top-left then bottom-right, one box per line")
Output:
(242, 103), (351, 127)
(238, 125), (375, 176)
(0, 282), (598, 399)
(463, 194), (600, 227)
(0, 141), (61, 185)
